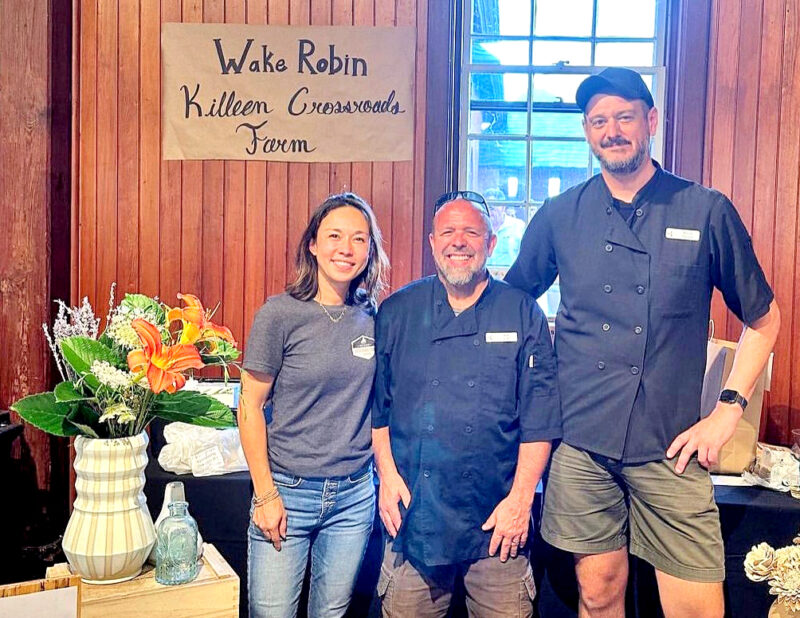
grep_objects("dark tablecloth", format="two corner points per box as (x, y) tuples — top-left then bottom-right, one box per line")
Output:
(144, 419), (799, 618)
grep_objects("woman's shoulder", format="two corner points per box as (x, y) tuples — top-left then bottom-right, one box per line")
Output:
(253, 293), (310, 322)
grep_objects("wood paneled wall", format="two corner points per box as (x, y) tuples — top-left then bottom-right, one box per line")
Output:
(1, 0), (72, 497)
(704, 0), (800, 445)
(74, 0), (428, 357)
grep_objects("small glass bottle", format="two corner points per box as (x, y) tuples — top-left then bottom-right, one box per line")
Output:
(155, 501), (200, 585)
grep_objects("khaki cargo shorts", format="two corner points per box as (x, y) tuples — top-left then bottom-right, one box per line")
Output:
(541, 442), (724, 583)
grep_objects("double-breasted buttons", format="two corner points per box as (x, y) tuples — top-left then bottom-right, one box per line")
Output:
(634, 326), (643, 334)
(635, 208), (644, 217)
(602, 323), (611, 332)
(597, 361), (606, 370)
(636, 285), (645, 294)
(605, 244), (613, 252)
(603, 284), (613, 293)
(630, 366), (640, 375)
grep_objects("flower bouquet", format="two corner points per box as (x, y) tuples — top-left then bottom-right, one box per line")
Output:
(745, 534), (800, 615)
(12, 287), (239, 438)
(10, 287), (240, 583)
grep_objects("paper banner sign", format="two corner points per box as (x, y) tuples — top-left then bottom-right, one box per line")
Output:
(162, 23), (415, 162)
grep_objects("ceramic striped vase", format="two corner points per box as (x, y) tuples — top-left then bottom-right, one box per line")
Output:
(62, 432), (156, 583)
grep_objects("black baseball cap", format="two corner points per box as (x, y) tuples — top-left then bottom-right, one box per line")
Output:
(576, 67), (654, 113)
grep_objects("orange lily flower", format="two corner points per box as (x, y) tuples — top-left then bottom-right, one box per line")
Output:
(167, 293), (237, 349)
(127, 318), (205, 394)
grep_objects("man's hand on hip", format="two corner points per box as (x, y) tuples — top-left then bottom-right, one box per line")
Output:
(481, 490), (533, 562)
(378, 470), (411, 537)
(666, 403), (742, 473)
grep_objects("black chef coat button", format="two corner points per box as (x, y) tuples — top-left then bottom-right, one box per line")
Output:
(431, 379), (440, 386)
(606, 207), (612, 215)
(603, 284), (612, 293)
(631, 366), (640, 375)
(605, 244), (613, 252)
(634, 326), (643, 334)
(602, 323), (611, 332)
(597, 361), (606, 370)
(635, 208), (644, 217)
(636, 285), (645, 294)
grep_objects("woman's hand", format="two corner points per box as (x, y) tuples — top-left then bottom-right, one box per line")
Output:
(378, 470), (411, 538)
(253, 496), (288, 551)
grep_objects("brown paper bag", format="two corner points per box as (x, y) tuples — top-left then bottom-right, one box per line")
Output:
(700, 338), (771, 474)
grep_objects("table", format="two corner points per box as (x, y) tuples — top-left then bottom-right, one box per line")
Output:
(46, 543), (239, 617)
(144, 417), (800, 617)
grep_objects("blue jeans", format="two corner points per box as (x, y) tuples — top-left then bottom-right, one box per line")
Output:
(248, 464), (375, 618)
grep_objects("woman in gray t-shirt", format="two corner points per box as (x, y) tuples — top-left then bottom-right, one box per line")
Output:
(239, 193), (389, 618)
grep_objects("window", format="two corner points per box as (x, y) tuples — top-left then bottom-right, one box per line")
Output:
(459, 0), (667, 316)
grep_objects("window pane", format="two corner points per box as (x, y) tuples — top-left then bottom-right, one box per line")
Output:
(532, 41), (591, 66)
(471, 73), (528, 103)
(534, 0), (594, 37)
(472, 0), (531, 36)
(471, 39), (530, 65)
(595, 0), (656, 38)
(530, 140), (591, 201)
(487, 205), (528, 268)
(466, 139), (528, 202)
(532, 74), (589, 104)
(531, 111), (585, 138)
(469, 110), (528, 135)
(594, 42), (655, 67)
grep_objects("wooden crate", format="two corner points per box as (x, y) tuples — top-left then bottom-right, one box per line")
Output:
(46, 543), (238, 618)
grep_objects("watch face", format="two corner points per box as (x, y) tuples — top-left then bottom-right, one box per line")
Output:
(719, 391), (737, 403)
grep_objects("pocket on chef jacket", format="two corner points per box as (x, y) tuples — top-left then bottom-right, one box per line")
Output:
(481, 342), (519, 411)
(651, 262), (709, 318)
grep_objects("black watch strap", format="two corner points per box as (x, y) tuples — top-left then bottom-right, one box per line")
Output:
(719, 389), (748, 410)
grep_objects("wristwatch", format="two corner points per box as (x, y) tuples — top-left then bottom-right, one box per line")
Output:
(719, 389), (748, 410)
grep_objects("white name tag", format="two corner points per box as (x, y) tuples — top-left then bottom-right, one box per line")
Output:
(351, 335), (375, 360)
(485, 332), (518, 343)
(665, 227), (701, 242)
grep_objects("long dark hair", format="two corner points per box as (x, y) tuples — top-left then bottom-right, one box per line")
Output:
(286, 192), (389, 311)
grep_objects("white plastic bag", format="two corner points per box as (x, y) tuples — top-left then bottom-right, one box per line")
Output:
(158, 422), (248, 477)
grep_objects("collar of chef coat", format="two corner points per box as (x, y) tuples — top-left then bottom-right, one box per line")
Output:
(430, 273), (495, 342)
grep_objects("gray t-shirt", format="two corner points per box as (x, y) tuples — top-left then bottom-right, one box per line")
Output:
(243, 293), (375, 478)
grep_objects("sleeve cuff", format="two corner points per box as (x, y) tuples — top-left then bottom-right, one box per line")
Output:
(520, 426), (563, 443)
(241, 362), (279, 376)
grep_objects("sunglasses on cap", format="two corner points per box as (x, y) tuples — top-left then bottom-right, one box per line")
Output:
(434, 191), (490, 217)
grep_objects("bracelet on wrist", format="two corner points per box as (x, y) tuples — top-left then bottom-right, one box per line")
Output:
(252, 486), (280, 507)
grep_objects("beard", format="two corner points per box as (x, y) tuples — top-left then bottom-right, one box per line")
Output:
(591, 135), (651, 175)
(433, 251), (488, 286)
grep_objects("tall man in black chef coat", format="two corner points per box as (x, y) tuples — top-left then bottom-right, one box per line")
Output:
(506, 67), (781, 617)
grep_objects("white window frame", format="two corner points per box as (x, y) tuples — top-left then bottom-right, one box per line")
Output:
(458, 1), (668, 210)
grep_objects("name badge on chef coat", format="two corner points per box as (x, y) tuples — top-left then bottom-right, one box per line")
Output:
(665, 227), (701, 242)
(485, 332), (518, 343)
(351, 335), (375, 360)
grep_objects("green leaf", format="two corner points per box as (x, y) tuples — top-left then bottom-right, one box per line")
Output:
(60, 337), (125, 389)
(122, 294), (166, 325)
(10, 393), (81, 437)
(152, 391), (235, 427)
(54, 381), (94, 403)
(66, 404), (101, 438)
